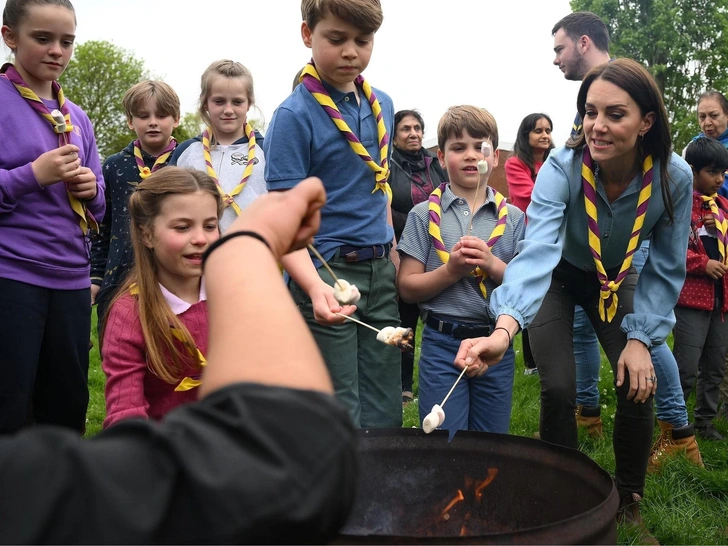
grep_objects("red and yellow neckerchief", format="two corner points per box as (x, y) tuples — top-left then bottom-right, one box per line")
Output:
(427, 183), (508, 298)
(1, 63), (97, 235)
(202, 124), (256, 215)
(299, 61), (391, 202)
(582, 146), (653, 322)
(133, 138), (177, 180)
(700, 193), (728, 264)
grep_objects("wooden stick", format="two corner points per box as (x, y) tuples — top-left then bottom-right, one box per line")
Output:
(307, 244), (343, 288)
(334, 312), (380, 334)
(440, 365), (469, 409)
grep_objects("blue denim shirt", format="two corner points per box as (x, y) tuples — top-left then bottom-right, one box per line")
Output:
(492, 146), (693, 346)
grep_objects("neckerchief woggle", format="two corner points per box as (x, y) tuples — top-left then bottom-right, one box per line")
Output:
(1, 63), (98, 235)
(299, 61), (391, 202)
(428, 183), (508, 299)
(582, 146), (653, 322)
(201, 124), (256, 215)
(133, 138), (177, 180)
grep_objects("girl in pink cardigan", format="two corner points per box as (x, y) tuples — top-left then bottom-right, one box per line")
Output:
(101, 167), (223, 428)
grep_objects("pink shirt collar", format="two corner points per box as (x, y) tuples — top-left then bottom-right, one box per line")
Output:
(159, 280), (207, 315)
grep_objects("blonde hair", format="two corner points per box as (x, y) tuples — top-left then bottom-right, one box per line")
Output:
(437, 105), (499, 152)
(301, 0), (383, 34)
(198, 60), (254, 145)
(107, 167), (223, 384)
(122, 80), (181, 122)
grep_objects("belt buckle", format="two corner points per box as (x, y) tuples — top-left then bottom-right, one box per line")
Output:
(437, 320), (446, 333)
(344, 250), (359, 263)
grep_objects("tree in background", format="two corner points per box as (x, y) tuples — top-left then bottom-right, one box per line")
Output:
(570, 0), (728, 149)
(61, 40), (148, 159)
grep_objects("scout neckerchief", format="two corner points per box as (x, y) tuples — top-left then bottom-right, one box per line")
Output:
(202, 125), (256, 215)
(133, 138), (177, 180)
(299, 61), (391, 202)
(1, 63), (97, 235)
(129, 284), (206, 391)
(582, 146), (653, 322)
(700, 192), (728, 264)
(428, 183), (508, 298)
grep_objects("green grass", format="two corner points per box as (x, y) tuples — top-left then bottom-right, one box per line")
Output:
(85, 317), (728, 544)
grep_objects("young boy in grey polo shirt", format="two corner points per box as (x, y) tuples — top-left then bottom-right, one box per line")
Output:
(397, 106), (525, 433)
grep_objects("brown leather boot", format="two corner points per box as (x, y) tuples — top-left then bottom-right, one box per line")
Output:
(575, 405), (603, 438)
(617, 493), (659, 545)
(647, 421), (704, 473)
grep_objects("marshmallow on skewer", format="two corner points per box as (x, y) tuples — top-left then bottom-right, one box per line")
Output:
(50, 109), (67, 133)
(376, 326), (414, 352)
(422, 404), (446, 434)
(333, 279), (361, 305)
(477, 141), (492, 175)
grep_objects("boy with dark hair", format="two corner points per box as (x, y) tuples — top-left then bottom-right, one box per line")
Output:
(91, 81), (180, 330)
(264, 0), (401, 428)
(674, 137), (728, 441)
(397, 105), (525, 433)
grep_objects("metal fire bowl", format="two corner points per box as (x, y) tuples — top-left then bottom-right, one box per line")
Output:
(335, 428), (618, 545)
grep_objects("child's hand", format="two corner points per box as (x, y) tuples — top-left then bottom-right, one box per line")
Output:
(31, 144), (82, 187)
(705, 259), (727, 279)
(309, 281), (357, 325)
(702, 214), (716, 229)
(227, 177), (326, 260)
(445, 241), (475, 279)
(66, 167), (98, 200)
(458, 236), (494, 271)
(90, 284), (100, 306)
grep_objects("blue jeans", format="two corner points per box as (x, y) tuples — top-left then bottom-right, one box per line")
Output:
(418, 325), (515, 433)
(633, 240), (688, 427)
(574, 306), (601, 408)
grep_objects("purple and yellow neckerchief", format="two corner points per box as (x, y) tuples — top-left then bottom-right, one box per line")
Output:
(427, 183), (508, 298)
(133, 138), (177, 180)
(299, 61), (391, 202)
(582, 146), (653, 322)
(700, 192), (728, 263)
(202, 124), (256, 215)
(128, 283), (206, 391)
(1, 63), (97, 235)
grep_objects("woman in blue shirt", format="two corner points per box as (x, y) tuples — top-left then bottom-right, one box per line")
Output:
(455, 58), (692, 535)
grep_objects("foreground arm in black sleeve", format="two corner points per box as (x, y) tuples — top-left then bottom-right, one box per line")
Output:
(0, 177), (357, 544)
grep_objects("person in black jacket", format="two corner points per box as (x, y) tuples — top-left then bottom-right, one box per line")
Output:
(0, 177), (357, 544)
(390, 110), (448, 403)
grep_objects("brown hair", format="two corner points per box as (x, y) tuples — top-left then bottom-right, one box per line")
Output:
(107, 167), (223, 384)
(569, 58), (675, 222)
(437, 105), (499, 153)
(2, 0), (75, 29)
(551, 11), (609, 53)
(198, 60), (254, 144)
(301, 0), (383, 34)
(122, 80), (181, 122)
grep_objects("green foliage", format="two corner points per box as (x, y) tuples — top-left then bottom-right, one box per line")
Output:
(173, 112), (202, 143)
(61, 40), (148, 159)
(569, 0), (728, 150)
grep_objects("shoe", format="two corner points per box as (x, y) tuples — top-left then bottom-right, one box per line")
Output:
(716, 403), (728, 422)
(575, 405), (604, 438)
(696, 424), (725, 441)
(617, 493), (659, 545)
(402, 390), (414, 404)
(523, 367), (539, 376)
(647, 421), (704, 473)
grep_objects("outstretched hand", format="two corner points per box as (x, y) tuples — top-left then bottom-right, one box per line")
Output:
(454, 331), (510, 377)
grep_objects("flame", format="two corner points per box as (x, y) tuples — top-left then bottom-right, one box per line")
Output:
(439, 489), (464, 520)
(435, 468), (500, 537)
(474, 468), (499, 500)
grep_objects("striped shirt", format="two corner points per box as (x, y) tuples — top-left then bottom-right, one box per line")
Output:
(397, 185), (526, 323)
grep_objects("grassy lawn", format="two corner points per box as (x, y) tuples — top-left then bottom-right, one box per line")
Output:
(86, 314), (728, 544)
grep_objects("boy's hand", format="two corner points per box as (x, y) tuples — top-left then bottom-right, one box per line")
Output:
(705, 259), (727, 280)
(702, 215), (716, 229)
(32, 144), (82, 187)
(90, 284), (100, 306)
(458, 236), (494, 271)
(445, 241), (475, 279)
(66, 167), (98, 200)
(309, 281), (357, 325)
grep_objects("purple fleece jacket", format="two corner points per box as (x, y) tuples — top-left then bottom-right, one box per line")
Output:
(0, 76), (105, 290)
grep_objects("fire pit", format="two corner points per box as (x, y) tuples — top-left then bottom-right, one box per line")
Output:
(335, 428), (618, 544)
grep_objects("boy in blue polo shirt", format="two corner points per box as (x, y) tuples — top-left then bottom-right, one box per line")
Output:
(264, 0), (400, 428)
(397, 106), (525, 433)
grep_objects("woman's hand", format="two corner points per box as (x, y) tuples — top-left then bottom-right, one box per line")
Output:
(616, 339), (657, 402)
(454, 329), (511, 377)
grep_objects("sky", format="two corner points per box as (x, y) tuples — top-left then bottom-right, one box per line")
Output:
(35, 0), (580, 149)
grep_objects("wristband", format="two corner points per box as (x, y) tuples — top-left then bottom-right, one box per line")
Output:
(202, 230), (271, 269)
(492, 326), (512, 346)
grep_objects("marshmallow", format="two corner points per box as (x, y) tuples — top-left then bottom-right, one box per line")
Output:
(50, 109), (66, 132)
(477, 161), (489, 175)
(333, 279), (361, 305)
(376, 326), (396, 344)
(477, 142), (492, 175)
(422, 404), (446, 434)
